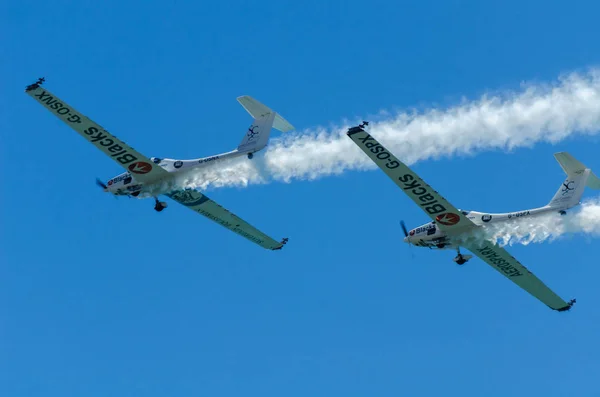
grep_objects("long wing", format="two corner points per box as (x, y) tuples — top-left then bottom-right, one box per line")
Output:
(463, 240), (575, 311)
(346, 125), (474, 235)
(346, 124), (575, 311)
(24, 79), (169, 184)
(167, 189), (288, 250)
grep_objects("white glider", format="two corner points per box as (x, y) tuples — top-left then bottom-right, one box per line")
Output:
(346, 122), (600, 311)
(25, 78), (291, 250)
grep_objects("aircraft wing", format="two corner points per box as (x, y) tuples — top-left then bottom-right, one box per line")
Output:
(24, 79), (169, 184)
(346, 125), (475, 235)
(166, 188), (288, 250)
(462, 240), (575, 311)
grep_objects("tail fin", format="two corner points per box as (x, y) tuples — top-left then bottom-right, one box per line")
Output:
(237, 111), (276, 153)
(237, 96), (294, 133)
(547, 152), (600, 209)
(236, 96), (294, 154)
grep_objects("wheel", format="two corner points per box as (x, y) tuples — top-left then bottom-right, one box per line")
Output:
(154, 201), (167, 212)
(247, 152), (254, 159)
(454, 254), (467, 265)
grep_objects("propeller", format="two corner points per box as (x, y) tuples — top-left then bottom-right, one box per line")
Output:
(400, 220), (409, 238)
(400, 220), (415, 259)
(96, 178), (108, 190)
(96, 178), (119, 199)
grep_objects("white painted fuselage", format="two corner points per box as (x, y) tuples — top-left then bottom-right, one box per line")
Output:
(103, 149), (246, 198)
(403, 155), (600, 250)
(404, 205), (567, 249)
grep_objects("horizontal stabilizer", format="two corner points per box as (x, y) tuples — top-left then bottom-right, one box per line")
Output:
(587, 173), (600, 189)
(554, 152), (586, 175)
(554, 151), (600, 189)
(237, 95), (294, 132)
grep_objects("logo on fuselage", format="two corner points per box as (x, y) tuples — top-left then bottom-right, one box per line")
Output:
(247, 125), (259, 141)
(128, 161), (152, 174)
(173, 160), (183, 169)
(481, 214), (492, 222)
(562, 180), (574, 195)
(435, 213), (460, 226)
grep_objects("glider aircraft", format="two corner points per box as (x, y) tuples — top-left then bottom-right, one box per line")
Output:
(25, 78), (290, 250)
(347, 122), (600, 311)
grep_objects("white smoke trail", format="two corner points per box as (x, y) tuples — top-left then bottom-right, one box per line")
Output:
(457, 199), (600, 247)
(167, 67), (600, 191)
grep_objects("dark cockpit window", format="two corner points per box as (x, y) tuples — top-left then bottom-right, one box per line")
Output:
(152, 157), (162, 164)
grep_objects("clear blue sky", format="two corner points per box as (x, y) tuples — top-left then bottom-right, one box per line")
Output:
(3, 1), (600, 396)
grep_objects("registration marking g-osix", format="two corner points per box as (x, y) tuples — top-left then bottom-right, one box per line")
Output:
(31, 89), (141, 166)
(33, 90), (82, 124)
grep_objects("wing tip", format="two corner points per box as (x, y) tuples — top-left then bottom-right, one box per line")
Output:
(271, 237), (289, 251)
(25, 77), (45, 92)
(554, 298), (576, 312)
(346, 121), (370, 136)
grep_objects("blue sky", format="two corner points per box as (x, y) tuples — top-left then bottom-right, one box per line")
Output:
(3, 0), (600, 395)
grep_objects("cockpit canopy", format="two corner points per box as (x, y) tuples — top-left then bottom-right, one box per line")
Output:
(151, 157), (162, 164)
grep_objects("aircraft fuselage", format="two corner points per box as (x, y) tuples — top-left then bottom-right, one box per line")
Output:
(404, 205), (569, 248)
(103, 149), (247, 197)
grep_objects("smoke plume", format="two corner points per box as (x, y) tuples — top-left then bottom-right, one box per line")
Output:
(455, 199), (600, 247)
(171, 68), (600, 191)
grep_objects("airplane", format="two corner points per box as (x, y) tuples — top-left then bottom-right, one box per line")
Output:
(24, 78), (291, 251)
(346, 122), (600, 311)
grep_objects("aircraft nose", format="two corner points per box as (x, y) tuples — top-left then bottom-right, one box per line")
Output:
(403, 236), (409, 243)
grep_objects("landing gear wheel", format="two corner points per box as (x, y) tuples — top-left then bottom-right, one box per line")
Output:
(154, 199), (168, 212)
(247, 152), (254, 159)
(455, 256), (467, 265)
(453, 247), (470, 265)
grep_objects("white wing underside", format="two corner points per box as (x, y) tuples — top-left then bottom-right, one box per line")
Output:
(25, 81), (287, 250)
(25, 85), (169, 184)
(461, 240), (572, 310)
(167, 189), (285, 250)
